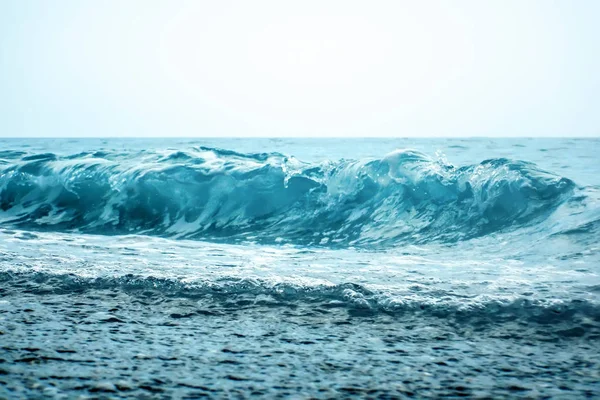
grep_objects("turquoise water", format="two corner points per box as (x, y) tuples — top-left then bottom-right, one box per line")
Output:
(1, 138), (599, 398)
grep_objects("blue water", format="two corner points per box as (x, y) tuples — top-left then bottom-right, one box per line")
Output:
(1, 138), (599, 398)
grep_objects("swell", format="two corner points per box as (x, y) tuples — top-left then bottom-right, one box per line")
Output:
(0, 147), (575, 246)
(2, 271), (599, 330)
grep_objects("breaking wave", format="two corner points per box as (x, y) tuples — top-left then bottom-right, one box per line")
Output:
(0, 147), (575, 246)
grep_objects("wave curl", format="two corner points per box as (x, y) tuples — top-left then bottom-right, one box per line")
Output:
(0, 147), (574, 246)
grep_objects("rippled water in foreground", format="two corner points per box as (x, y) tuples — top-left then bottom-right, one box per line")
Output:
(1, 138), (599, 398)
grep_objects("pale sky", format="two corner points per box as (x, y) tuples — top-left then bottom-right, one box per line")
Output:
(1, 0), (599, 137)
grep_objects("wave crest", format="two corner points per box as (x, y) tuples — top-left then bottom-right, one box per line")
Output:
(0, 147), (574, 246)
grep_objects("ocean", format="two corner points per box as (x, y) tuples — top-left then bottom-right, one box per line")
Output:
(0, 138), (599, 398)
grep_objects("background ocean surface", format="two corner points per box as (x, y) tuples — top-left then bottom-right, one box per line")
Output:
(1, 138), (599, 398)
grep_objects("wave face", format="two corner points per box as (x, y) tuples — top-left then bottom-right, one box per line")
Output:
(0, 147), (575, 246)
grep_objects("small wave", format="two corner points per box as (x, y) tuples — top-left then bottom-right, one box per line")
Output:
(0, 147), (575, 246)
(2, 271), (599, 329)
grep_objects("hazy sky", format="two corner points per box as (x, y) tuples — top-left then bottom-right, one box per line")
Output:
(1, 0), (599, 137)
